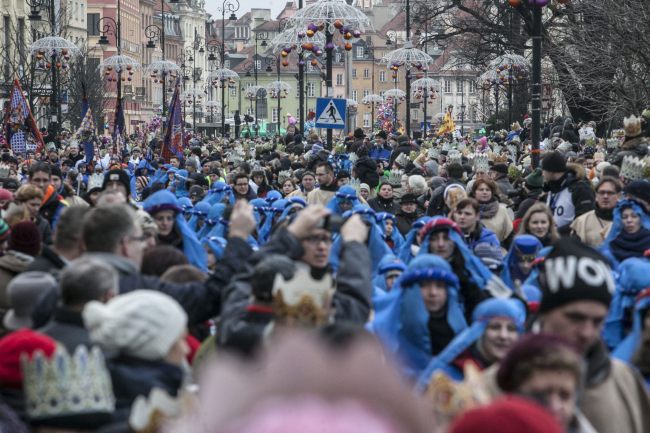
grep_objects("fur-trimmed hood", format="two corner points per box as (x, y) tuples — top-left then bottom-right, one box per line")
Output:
(621, 135), (650, 150)
(567, 162), (586, 180)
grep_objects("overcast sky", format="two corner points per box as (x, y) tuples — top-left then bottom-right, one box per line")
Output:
(205, 1), (285, 20)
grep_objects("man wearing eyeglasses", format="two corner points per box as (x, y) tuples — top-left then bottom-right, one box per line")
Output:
(218, 204), (372, 355)
(232, 172), (257, 201)
(571, 177), (622, 247)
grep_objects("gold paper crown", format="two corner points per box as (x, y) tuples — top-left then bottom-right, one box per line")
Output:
(278, 170), (293, 185)
(606, 138), (620, 149)
(272, 262), (335, 327)
(624, 115), (642, 138)
(620, 155), (646, 181)
(423, 363), (492, 427)
(494, 154), (509, 164)
(22, 346), (115, 421)
(348, 152), (359, 164)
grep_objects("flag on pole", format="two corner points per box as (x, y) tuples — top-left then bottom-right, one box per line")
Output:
(4, 79), (45, 155)
(162, 77), (184, 162)
(77, 84), (96, 163)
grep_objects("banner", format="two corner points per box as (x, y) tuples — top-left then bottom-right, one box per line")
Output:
(4, 79), (45, 155)
(162, 77), (184, 161)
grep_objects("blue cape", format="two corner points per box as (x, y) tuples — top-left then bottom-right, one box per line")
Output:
(258, 198), (288, 245)
(603, 257), (650, 349)
(376, 212), (406, 254)
(326, 185), (360, 216)
(398, 216), (433, 264)
(178, 196), (193, 219)
(329, 205), (391, 277)
(370, 254), (468, 380)
(172, 169), (189, 198)
(197, 203), (227, 240)
(202, 235), (228, 260)
(372, 254), (407, 294)
(143, 190), (207, 271)
(416, 297), (526, 388)
(501, 235), (543, 290)
(202, 181), (235, 206)
(612, 295), (650, 363)
(418, 217), (496, 290)
(188, 201), (211, 232)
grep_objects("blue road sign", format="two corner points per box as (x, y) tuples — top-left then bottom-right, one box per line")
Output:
(315, 97), (346, 129)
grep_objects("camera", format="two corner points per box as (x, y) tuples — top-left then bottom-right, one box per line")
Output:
(319, 214), (344, 233)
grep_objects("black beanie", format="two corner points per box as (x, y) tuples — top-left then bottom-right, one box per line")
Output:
(538, 238), (614, 314)
(541, 151), (566, 173)
(102, 169), (131, 197)
(354, 128), (365, 139)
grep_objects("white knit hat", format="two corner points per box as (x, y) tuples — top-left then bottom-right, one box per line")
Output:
(83, 290), (187, 361)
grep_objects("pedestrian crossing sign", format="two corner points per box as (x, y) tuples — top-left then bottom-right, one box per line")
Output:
(315, 98), (346, 129)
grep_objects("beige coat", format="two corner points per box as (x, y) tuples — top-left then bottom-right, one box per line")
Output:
(481, 204), (513, 242)
(307, 188), (336, 206)
(570, 210), (612, 247)
(580, 359), (650, 433)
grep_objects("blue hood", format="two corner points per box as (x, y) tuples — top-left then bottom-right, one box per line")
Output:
(370, 254), (468, 379)
(143, 190), (207, 271)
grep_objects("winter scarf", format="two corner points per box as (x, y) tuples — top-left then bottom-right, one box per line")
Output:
(609, 228), (650, 263)
(478, 198), (500, 220)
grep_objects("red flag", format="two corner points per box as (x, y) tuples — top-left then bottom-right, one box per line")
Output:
(162, 77), (184, 162)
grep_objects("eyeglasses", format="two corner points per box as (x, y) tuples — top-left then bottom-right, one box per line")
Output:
(235, 182), (248, 187)
(126, 233), (148, 242)
(597, 190), (617, 196)
(303, 235), (332, 245)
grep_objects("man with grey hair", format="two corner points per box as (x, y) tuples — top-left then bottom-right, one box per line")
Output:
(81, 202), (256, 325)
(40, 257), (118, 352)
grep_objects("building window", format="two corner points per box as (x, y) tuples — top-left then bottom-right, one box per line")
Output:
(379, 71), (386, 82)
(272, 108), (278, 123)
(335, 52), (342, 63)
(444, 79), (451, 93)
(456, 80), (464, 94)
(351, 90), (357, 101)
(255, 60), (261, 71)
(352, 69), (357, 79)
(363, 68), (369, 79)
(356, 46), (364, 58)
(230, 87), (237, 96)
(306, 82), (315, 97)
(469, 80), (477, 94)
(336, 74), (343, 86)
(379, 91), (385, 98)
(363, 89), (369, 98)
(363, 113), (370, 127)
(87, 13), (100, 35)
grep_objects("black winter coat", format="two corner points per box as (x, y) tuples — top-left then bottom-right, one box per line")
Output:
(355, 157), (379, 189)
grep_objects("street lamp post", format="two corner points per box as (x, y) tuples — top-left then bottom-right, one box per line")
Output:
(27, 0), (63, 139)
(530, 2), (545, 169)
(254, 31), (268, 136)
(217, 0), (240, 137)
(460, 77), (465, 135)
(144, 0), (168, 118)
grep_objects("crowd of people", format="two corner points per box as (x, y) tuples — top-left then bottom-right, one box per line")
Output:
(0, 110), (649, 433)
